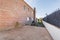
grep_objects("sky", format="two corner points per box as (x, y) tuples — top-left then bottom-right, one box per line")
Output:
(24, 0), (60, 18)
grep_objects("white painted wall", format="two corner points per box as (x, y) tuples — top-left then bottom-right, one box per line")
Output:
(43, 21), (60, 40)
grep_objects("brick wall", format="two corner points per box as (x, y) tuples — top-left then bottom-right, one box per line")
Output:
(0, 0), (34, 30)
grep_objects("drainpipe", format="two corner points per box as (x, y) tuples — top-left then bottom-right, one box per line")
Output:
(33, 7), (36, 22)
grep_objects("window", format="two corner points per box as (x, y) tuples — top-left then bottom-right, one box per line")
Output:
(31, 18), (34, 21)
(28, 8), (29, 11)
(23, 5), (28, 11)
(26, 17), (29, 21)
(23, 5), (26, 10)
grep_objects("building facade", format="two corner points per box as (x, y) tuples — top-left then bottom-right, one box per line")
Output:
(43, 10), (60, 28)
(0, 0), (35, 30)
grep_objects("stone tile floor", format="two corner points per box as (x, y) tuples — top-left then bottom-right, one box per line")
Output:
(0, 26), (53, 40)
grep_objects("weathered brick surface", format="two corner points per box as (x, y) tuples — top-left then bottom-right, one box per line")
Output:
(0, 0), (34, 30)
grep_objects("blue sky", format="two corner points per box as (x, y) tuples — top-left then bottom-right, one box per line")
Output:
(25, 0), (60, 18)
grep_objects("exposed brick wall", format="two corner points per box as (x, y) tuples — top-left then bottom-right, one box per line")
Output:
(0, 0), (34, 30)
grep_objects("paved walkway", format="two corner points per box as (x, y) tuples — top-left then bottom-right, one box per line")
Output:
(0, 26), (53, 40)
